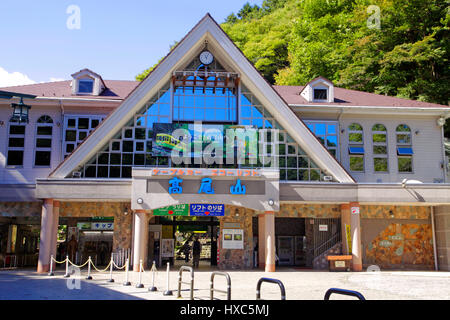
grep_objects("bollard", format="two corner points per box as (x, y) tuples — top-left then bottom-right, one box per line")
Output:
(48, 255), (54, 276)
(136, 260), (144, 288)
(256, 277), (286, 300)
(86, 256), (92, 280)
(123, 258), (131, 286)
(163, 262), (173, 296)
(177, 266), (194, 300)
(210, 271), (231, 300)
(148, 261), (157, 292)
(63, 255), (70, 278)
(107, 256), (114, 283)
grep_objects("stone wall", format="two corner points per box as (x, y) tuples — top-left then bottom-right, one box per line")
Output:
(59, 202), (133, 251)
(361, 205), (433, 270)
(218, 205), (255, 270)
(0, 202), (42, 217)
(279, 204), (340, 218)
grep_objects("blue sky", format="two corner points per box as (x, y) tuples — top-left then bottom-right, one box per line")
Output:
(0, 0), (261, 86)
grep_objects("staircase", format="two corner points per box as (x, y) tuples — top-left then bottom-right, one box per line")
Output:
(313, 241), (343, 270)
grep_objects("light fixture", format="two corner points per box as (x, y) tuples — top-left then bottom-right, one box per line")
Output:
(137, 198), (144, 205)
(11, 97), (32, 124)
(437, 117), (446, 127)
(415, 130), (420, 135)
(268, 199), (274, 206)
(389, 210), (395, 218)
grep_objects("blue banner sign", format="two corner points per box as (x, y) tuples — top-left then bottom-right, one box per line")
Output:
(190, 204), (225, 216)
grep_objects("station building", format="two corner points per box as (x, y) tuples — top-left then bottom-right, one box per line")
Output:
(1, 14), (450, 273)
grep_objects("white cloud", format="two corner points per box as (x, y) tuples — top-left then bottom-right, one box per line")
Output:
(49, 77), (65, 82)
(0, 67), (36, 87)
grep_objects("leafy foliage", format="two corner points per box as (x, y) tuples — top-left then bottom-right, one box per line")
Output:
(136, 0), (449, 107)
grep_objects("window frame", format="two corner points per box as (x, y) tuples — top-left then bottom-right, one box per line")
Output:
(304, 120), (339, 161)
(77, 78), (94, 95)
(372, 124), (389, 173)
(348, 123), (364, 172)
(34, 115), (54, 167)
(396, 124), (413, 173)
(6, 118), (26, 167)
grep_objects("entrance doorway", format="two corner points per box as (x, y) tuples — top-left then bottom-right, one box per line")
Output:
(149, 216), (219, 269)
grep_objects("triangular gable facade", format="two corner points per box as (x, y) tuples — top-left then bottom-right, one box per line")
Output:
(50, 14), (354, 183)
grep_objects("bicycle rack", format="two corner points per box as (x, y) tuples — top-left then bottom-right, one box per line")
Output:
(256, 277), (286, 300)
(177, 265), (194, 300)
(324, 288), (366, 300)
(210, 271), (231, 300)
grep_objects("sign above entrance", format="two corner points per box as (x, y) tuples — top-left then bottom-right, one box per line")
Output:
(153, 204), (189, 216)
(190, 204), (224, 216)
(151, 168), (262, 178)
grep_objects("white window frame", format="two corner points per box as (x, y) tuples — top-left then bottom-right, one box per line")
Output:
(34, 115), (54, 167)
(77, 78), (94, 95)
(304, 120), (339, 161)
(6, 118), (26, 167)
(348, 123), (364, 172)
(372, 124), (388, 173)
(396, 124), (413, 173)
(62, 115), (105, 158)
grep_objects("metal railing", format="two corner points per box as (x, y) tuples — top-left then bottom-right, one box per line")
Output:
(313, 218), (342, 259)
(177, 266), (194, 300)
(324, 288), (366, 300)
(256, 278), (286, 300)
(210, 271), (231, 300)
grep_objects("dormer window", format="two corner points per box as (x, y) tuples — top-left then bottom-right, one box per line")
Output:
(300, 76), (334, 103)
(313, 88), (327, 100)
(78, 79), (94, 94)
(71, 68), (106, 96)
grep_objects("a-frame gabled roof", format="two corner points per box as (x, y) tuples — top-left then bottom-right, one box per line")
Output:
(50, 13), (354, 183)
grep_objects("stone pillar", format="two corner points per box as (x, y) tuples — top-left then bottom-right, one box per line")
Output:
(258, 211), (275, 272)
(133, 210), (149, 271)
(37, 199), (54, 273)
(340, 204), (351, 255)
(349, 202), (362, 271)
(49, 201), (60, 270)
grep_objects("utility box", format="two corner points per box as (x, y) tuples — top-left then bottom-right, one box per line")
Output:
(326, 255), (352, 272)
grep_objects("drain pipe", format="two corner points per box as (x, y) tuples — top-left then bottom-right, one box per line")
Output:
(431, 206), (439, 271)
(59, 99), (65, 163)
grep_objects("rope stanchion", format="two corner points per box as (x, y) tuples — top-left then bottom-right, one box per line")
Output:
(123, 258), (131, 286)
(48, 255), (54, 276)
(163, 262), (173, 296)
(63, 255), (70, 278)
(148, 260), (157, 292)
(86, 257), (92, 280)
(107, 256), (114, 283)
(136, 260), (144, 288)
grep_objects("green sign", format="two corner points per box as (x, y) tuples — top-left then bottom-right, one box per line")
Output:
(153, 204), (189, 216)
(177, 225), (208, 232)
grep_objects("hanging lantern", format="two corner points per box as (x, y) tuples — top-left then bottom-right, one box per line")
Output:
(11, 97), (32, 124)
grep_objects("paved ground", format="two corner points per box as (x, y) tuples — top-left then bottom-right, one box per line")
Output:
(0, 266), (449, 300)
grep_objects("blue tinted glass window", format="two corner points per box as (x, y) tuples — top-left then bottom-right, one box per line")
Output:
(349, 146), (365, 154)
(78, 79), (94, 93)
(397, 147), (413, 155)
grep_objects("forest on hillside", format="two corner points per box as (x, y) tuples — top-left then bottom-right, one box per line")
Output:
(137, 0), (449, 107)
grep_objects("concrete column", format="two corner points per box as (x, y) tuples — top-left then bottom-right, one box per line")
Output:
(37, 199), (54, 273)
(258, 212), (275, 272)
(133, 210), (149, 271)
(349, 202), (362, 271)
(49, 201), (60, 270)
(340, 204), (351, 255)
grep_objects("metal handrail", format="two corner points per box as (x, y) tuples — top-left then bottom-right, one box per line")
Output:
(177, 266), (194, 300)
(256, 277), (286, 300)
(210, 271), (231, 300)
(314, 233), (341, 258)
(324, 288), (366, 300)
